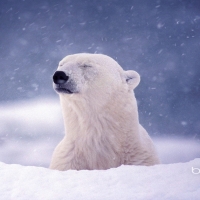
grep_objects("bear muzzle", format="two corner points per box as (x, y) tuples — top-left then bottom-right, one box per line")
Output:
(53, 71), (77, 94)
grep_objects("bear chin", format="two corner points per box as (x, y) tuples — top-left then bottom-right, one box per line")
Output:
(54, 87), (74, 94)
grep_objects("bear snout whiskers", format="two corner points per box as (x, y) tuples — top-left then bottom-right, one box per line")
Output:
(53, 71), (69, 84)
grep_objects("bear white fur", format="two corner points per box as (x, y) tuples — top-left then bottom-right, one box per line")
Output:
(50, 53), (160, 171)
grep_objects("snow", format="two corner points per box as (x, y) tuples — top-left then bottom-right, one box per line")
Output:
(154, 137), (200, 164)
(0, 98), (199, 199)
(0, 98), (64, 167)
(0, 159), (199, 200)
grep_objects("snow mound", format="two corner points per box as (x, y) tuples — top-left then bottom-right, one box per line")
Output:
(0, 159), (200, 200)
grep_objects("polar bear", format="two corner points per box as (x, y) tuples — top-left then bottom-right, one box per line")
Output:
(50, 53), (160, 171)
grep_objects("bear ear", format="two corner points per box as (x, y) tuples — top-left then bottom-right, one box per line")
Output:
(124, 70), (140, 89)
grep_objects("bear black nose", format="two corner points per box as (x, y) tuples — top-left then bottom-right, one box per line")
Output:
(53, 71), (69, 84)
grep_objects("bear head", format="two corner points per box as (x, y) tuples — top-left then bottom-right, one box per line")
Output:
(53, 53), (140, 100)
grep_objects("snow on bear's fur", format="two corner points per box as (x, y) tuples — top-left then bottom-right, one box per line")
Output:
(50, 53), (160, 171)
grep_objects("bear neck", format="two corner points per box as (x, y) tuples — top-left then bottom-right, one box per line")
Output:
(59, 92), (140, 141)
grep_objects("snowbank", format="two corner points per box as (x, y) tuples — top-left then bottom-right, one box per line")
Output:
(0, 159), (200, 200)
(0, 98), (199, 199)
(0, 98), (63, 167)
